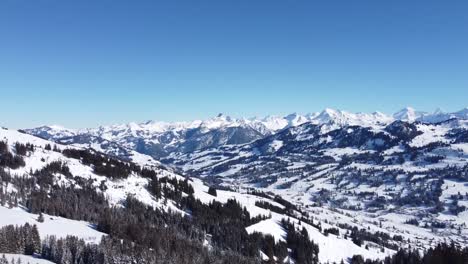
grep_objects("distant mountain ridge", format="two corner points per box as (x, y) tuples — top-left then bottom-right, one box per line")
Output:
(24, 107), (468, 161)
(29, 107), (468, 134)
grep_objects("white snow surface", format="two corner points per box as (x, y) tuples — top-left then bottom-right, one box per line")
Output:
(0, 254), (54, 264)
(0, 206), (105, 244)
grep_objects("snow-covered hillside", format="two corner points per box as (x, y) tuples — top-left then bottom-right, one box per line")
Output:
(168, 118), (468, 254)
(0, 127), (398, 263)
(0, 206), (105, 244)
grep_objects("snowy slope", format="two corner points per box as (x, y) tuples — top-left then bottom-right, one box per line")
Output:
(393, 107), (427, 122)
(190, 178), (391, 263)
(1, 254), (54, 264)
(0, 206), (105, 244)
(1, 128), (399, 263)
(167, 118), (468, 257)
(0, 128), (186, 212)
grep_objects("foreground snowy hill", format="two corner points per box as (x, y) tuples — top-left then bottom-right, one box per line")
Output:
(0, 127), (400, 263)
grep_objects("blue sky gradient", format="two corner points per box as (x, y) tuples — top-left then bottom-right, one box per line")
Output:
(1, 0), (467, 128)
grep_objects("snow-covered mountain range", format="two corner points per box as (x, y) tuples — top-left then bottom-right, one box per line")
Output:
(24, 107), (468, 161)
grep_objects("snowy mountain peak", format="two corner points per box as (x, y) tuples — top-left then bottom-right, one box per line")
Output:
(259, 115), (290, 131)
(454, 107), (468, 117)
(284, 113), (310, 127)
(393, 107), (426, 122)
(310, 108), (394, 127)
(315, 108), (341, 122)
(433, 107), (444, 115)
(28, 125), (76, 139)
(322, 107), (339, 115)
(48, 124), (68, 130)
(284, 112), (299, 120)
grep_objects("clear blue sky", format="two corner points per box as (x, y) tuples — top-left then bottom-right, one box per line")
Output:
(1, 0), (467, 128)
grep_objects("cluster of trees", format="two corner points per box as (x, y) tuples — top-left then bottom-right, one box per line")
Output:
(323, 227), (340, 236)
(62, 149), (135, 179)
(40, 234), (258, 264)
(336, 223), (399, 251)
(350, 242), (468, 264)
(32, 161), (73, 187)
(0, 224), (256, 264)
(44, 144), (60, 152)
(208, 186), (217, 196)
(281, 219), (319, 264)
(0, 141), (25, 169)
(448, 128), (468, 143)
(255, 200), (285, 214)
(449, 195), (467, 215)
(14, 143), (34, 156)
(0, 224), (40, 256)
(404, 218), (419, 226)
(27, 185), (107, 221)
(147, 175), (196, 205)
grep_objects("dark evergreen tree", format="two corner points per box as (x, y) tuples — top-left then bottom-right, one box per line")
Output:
(208, 186), (217, 197)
